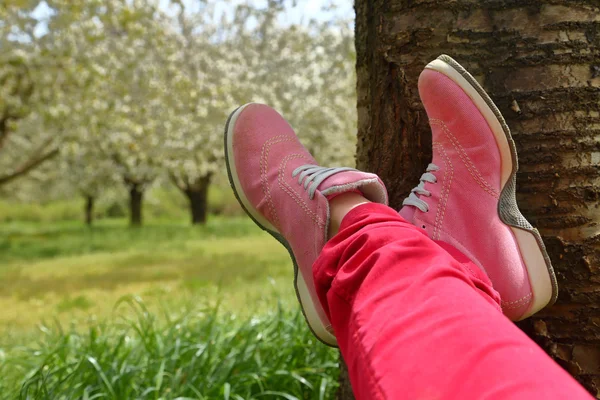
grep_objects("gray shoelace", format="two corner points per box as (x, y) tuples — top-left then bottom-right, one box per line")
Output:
(292, 165), (357, 200)
(402, 163), (440, 212)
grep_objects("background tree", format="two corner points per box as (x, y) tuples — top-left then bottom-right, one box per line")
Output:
(0, 2), (59, 187)
(347, 0), (600, 398)
(61, 141), (118, 225)
(12, 0), (358, 227)
(234, 4), (357, 167)
(163, 0), (358, 224)
(44, 0), (174, 226)
(161, 0), (237, 225)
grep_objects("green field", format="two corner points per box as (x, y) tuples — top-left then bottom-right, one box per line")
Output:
(0, 216), (339, 399)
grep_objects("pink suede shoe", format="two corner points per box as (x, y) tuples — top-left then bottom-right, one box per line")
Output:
(224, 103), (388, 346)
(400, 55), (558, 320)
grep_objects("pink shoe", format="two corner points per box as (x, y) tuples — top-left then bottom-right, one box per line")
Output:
(224, 103), (388, 346)
(400, 55), (558, 320)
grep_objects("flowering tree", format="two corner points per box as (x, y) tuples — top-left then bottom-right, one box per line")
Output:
(0, 2), (59, 187)
(160, 0), (238, 224)
(5, 0), (358, 226)
(233, 7), (357, 166)
(42, 0), (176, 226)
(161, 0), (358, 224)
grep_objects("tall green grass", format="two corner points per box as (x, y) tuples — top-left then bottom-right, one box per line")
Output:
(2, 298), (339, 400)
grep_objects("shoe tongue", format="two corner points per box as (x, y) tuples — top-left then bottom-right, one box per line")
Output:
(398, 205), (417, 223)
(318, 170), (388, 205)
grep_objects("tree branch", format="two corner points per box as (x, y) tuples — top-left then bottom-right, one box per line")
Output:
(168, 171), (187, 193)
(0, 146), (59, 186)
(0, 116), (11, 151)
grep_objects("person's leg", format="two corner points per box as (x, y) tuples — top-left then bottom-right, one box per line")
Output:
(315, 201), (592, 400)
(225, 100), (591, 400)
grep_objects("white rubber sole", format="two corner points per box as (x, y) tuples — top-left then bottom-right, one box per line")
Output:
(425, 57), (557, 319)
(224, 103), (338, 346)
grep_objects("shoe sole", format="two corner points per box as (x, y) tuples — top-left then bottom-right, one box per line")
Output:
(425, 56), (558, 319)
(223, 104), (338, 346)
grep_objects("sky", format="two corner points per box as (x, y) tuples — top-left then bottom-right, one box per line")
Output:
(160, 0), (353, 25)
(31, 0), (354, 37)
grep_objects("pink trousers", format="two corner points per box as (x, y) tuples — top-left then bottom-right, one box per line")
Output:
(313, 203), (592, 400)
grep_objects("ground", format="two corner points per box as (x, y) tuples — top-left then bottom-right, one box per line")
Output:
(0, 216), (339, 399)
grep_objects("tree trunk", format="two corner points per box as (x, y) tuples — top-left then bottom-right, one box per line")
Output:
(185, 175), (211, 225)
(348, 0), (600, 398)
(85, 195), (94, 226)
(129, 184), (143, 227)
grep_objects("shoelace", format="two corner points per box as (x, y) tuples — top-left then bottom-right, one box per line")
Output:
(402, 163), (440, 212)
(292, 165), (357, 200)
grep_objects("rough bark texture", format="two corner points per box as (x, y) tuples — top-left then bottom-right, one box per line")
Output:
(346, 0), (600, 398)
(184, 174), (211, 225)
(129, 184), (143, 227)
(85, 195), (94, 226)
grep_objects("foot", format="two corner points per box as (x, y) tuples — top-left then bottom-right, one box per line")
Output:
(224, 103), (388, 346)
(399, 55), (558, 320)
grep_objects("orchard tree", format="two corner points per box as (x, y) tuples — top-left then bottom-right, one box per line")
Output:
(161, 0), (358, 224)
(87, 1), (167, 227)
(231, 4), (358, 166)
(50, 63), (119, 225)
(160, 0), (237, 224)
(0, 2), (59, 187)
(61, 140), (118, 225)
(35, 0), (358, 227)
(44, 0), (173, 226)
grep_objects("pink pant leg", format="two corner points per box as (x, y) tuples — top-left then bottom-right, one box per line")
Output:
(314, 203), (592, 400)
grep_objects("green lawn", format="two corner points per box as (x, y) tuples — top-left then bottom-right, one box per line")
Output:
(0, 217), (339, 399)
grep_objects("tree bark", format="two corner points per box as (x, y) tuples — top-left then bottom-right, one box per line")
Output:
(349, 0), (600, 398)
(85, 195), (94, 226)
(129, 184), (143, 227)
(184, 174), (211, 225)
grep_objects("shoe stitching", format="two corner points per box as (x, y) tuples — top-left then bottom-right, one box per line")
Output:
(280, 154), (324, 226)
(431, 219), (534, 311)
(501, 293), (533, 310)
(278, 154), (325, 227)
(431, 142), (445, 240)
(261, 135), (294, 228)
(430, 121), (531, 313)
(430, 118), (498, 198)
(436, 145), (453, 241)
(430, 119), (500, 199)
(432, 143), (454, 241)
(425, 221), (484, 279)
(278, 154), (320, 225)
(316, 200), (326, 257)
(501, 292), (533, 305)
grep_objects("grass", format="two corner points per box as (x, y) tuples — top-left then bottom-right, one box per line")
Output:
(0, 217), (294, 331)
(0, 215), (339, 399)
(0, 216), (262, 263)
(1, 300), (339, 399)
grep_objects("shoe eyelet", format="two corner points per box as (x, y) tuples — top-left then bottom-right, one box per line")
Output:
(421, 224), (426, 229)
